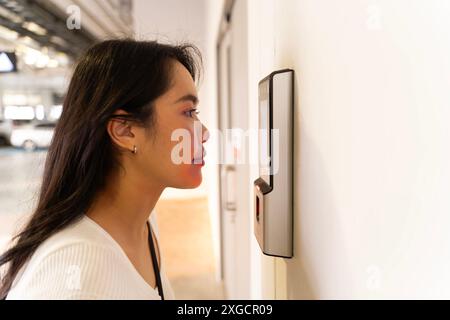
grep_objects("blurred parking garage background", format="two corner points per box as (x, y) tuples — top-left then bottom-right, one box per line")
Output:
(0, 0), (224, 300)
(4, 0), (450, 301)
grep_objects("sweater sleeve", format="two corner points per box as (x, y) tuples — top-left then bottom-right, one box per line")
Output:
(7, 242), (128, 300)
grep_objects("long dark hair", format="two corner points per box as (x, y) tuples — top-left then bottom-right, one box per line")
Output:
(0, 39), (202, 298)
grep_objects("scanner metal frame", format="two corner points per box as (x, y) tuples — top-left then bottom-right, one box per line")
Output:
(254, 69), (294, 259)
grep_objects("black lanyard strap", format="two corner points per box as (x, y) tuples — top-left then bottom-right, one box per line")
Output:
(147, 221), (165, 300)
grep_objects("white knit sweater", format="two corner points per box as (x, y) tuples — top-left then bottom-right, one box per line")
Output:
(5, 213), (175, 300)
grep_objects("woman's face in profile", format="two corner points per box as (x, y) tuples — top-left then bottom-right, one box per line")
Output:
(134, 60), (209, 189)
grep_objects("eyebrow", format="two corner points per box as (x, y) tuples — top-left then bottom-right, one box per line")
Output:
(174, 94), (199, 106)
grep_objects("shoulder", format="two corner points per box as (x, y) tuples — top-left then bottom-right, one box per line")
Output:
(24, 215), (123, 275)
(6, 217), (132, 299)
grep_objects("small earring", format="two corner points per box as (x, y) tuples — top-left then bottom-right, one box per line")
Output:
(132, 145), (137, 154)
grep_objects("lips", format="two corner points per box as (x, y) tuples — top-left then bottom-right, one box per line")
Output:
(192, 148), (206, 165)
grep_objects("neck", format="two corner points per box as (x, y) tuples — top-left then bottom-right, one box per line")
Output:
(86, 169), (165, 243)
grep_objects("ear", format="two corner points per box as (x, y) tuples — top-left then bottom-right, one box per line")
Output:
(107, 110), (136, 152)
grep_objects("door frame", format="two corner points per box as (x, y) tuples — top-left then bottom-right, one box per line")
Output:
(216, 0), (236, 296)
(216, 0), (254, 299)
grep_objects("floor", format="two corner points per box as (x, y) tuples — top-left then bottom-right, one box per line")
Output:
(0, 146), (224, 299)
(0, 147), (45, 251)
(155, 197), (225, 300)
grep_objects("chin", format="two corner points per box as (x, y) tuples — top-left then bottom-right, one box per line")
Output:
(171, 173), (203, 189)
(182, 177), (203, 189)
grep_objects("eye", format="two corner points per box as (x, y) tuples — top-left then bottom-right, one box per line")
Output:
(184, 108), (200, 118)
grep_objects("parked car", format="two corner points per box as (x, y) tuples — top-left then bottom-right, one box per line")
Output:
(10, 122), (56, 151)
(0, 119), (13, 145)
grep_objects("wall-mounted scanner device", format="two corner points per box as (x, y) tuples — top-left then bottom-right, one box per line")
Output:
(254, 69), (294, 258)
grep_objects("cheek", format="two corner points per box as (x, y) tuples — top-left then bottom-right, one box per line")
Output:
(142, 120), (203, 187)
(168, 126), (204, 186)
(165, 122), (198, 163)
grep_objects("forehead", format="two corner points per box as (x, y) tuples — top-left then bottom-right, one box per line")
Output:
(166, 60), (197, 99)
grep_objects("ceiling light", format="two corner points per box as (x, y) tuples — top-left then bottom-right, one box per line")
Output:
(22, 21), (47, 36)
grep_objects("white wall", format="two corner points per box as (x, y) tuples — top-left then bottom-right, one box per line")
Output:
(246, 0), (277, 299)
(247, 0), (450, 299)
(204, 0), (225, 283)
(133, 0), (205, 45)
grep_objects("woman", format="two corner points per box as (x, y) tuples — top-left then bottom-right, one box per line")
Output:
(0, 39), (209, 299)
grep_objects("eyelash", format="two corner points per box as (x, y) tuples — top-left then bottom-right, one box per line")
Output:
(185, 108), (200, 118)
